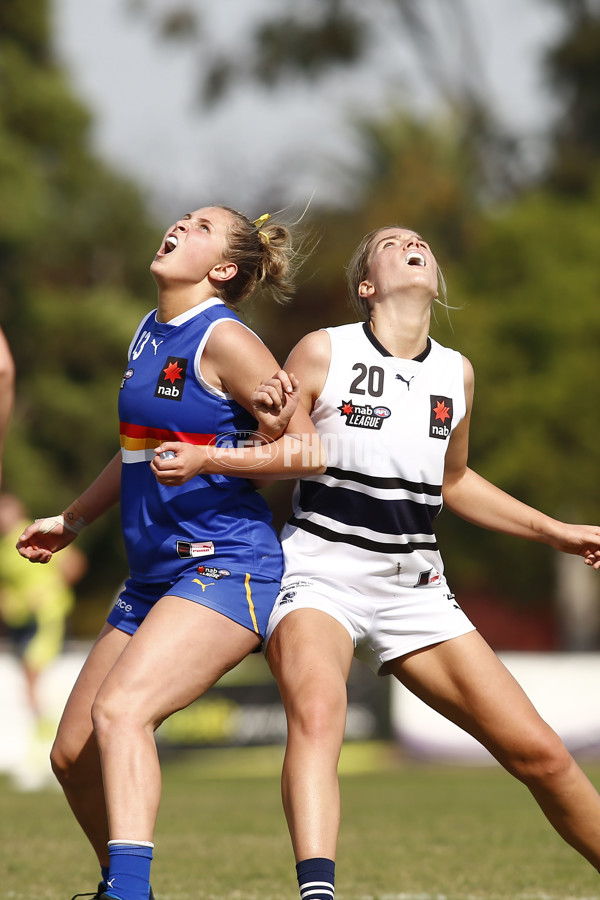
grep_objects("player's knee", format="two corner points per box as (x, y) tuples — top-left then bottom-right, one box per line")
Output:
(49, 739), (71, 785)
(50, 733), (88, 786)
(506, 733), (572, 787)
(287, 688), (346, 743)
(91, 687), (127, 742)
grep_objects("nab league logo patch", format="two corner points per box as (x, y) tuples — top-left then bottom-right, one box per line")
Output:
(120, 367), (134, 390)
(196, 565), (231, 579)
(338, 399), (392, 430)
(155, 357), (188, 401)
(429, 395), (453, 440)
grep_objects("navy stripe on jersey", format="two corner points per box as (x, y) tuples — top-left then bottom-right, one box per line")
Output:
(298, 479), (441, 539)
(289, 514), (438, 555)
(325, 465), (442, 496)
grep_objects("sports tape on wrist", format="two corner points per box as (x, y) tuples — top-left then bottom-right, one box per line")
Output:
(36, 515), (67, 534)
(36, 514), (87, 536)
(63, 512), (88, 535)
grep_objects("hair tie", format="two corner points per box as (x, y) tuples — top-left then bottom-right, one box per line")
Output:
(253, 213), (271, 246)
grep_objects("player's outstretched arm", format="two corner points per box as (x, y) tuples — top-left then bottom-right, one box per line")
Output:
(17, 451), (122, 564)
(441, 355), (600, 569)
(444, 465), (600, 568)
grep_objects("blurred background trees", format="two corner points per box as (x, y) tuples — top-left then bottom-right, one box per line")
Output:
(1, 0), (599, 645)
(0, 0), (162, 629)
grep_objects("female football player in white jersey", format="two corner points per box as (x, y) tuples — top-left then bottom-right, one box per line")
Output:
(16, 205), (324, 900)
(255, 224), (600, 899)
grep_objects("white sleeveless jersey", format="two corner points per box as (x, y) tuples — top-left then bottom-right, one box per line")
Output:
(280, 322), (467, 591)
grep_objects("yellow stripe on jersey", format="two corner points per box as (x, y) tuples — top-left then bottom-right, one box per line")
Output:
(120, 435), (162, 451)
(244, 572), (259, 634)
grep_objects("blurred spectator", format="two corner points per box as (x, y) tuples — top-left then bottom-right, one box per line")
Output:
(0, 327), (15, 487)
(0, 493), (87, 788)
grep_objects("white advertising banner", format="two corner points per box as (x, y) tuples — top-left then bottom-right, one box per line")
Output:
(391, 652), (600, 763)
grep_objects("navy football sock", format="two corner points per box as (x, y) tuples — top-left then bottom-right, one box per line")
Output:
(296, 857), (335, 900)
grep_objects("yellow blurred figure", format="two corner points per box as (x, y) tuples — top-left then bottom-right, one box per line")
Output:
(0, 493), (86, 787)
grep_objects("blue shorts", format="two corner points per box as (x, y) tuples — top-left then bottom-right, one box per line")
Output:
(107, 562), (280, 639)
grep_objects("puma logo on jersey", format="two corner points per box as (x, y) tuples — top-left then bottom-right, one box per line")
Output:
(396, 373), (414, 390)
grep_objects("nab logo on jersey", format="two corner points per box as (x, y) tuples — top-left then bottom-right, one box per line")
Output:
(429, 395), (453, 439)
(155, 357), (188, 401)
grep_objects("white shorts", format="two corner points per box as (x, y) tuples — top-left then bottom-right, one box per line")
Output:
(264, 576), (476, 674)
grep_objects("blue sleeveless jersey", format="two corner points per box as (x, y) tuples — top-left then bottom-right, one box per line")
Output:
(118, 298), (282, 583)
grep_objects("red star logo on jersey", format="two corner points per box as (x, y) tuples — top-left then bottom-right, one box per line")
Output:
(338, 400), (354, 416)
(163, 360), (183, 384)
(433, 399), (451, 423)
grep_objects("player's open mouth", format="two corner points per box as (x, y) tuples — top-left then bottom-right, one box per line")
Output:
(406, 251), (426, 267)
(164, 235), (178, 253)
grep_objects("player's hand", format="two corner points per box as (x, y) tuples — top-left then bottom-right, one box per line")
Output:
(16, 517), (77, 564)
(151, 442), (208, 486)
(552, 523), (600, 570)
(251, 370), (300, 438)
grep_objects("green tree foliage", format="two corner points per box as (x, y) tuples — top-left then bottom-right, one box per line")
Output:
(134, 0), (525, 203)
(0, 0), (162, 631)
(543, 0), (600, 193)
(451, 186), (600, 517)
(154, 0), (600, 203)
(435, 183), (600, 601)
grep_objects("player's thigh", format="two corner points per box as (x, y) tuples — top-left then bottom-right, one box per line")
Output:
(267, 608), (354, 713)
(96, 595), (261, 726)
(390, 630), (553, 760)
(54, 623), (131, 757)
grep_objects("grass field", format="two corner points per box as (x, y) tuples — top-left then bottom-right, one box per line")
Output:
(3, 742), (600, 900)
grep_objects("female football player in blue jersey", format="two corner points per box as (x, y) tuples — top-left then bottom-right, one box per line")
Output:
(254, 224), (600, 900)
(17, 205), (324, 900)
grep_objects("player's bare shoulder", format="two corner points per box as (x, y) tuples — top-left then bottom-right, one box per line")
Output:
(286, 330), (331, 405)
(461, 354), (475, 408)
